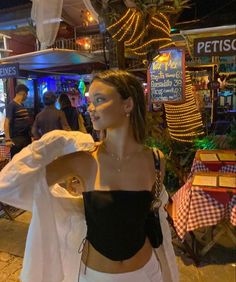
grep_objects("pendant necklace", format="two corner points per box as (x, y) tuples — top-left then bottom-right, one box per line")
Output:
(101, 143), (143, 173)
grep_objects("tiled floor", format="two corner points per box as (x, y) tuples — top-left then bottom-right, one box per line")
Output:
(0, 212), (235, 282)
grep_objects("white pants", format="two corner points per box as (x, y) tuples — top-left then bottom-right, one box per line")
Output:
(78, 251), (163, 282)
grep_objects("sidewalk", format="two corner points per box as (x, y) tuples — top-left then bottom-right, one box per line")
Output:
(0, 212), (235, 282)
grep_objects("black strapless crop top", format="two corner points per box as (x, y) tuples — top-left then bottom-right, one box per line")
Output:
(82, 190), (153, 261)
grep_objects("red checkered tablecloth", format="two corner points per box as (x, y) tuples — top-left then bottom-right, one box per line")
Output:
(228, 195), (236, 226)
(172, 150), (236, 240)
(188, 159), (236, 178)
(172, 182), (236, 239)
(0, 145), (10, 160)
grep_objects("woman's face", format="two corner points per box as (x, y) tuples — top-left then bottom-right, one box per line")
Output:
(88, 80), (127, 131)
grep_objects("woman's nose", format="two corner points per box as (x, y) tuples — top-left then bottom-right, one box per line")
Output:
(88, 103), (95, 112)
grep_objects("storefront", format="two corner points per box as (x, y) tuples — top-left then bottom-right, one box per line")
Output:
(0, 63), (20, 136)
(0, 48), (106, 137)
(180, 26), (236, 124)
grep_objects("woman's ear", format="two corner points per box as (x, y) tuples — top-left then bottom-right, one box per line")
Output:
(123, 97), (134, 114)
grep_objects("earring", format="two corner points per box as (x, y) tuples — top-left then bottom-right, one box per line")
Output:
(126, 113), (130, 117)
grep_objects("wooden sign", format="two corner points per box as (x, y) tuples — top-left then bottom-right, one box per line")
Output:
(194, 35), (236, 57)
(148, 48), (185, 105)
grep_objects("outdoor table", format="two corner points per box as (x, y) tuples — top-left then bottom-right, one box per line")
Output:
(172, 150), (236, 258)
(0, 144), (12, 219)
(0, 144), (11, 161)
(189, 149), (236, 176)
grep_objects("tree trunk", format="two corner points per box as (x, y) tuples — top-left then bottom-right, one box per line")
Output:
(116, 41), (125, 69)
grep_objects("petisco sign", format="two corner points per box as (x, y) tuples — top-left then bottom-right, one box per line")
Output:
(0, 63), (19, 78)
(194, 35), (236, 57)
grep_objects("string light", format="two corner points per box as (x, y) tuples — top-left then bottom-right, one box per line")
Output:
(159, 12), (171, 30)
(130, 38), (171, 52)
(158, 42), (175, 50)
(118, 12), (136, 42)
(112, 11), (135, 39)
(125, 14), (141, 44)
(125, 26), (147, 47)
(107, 8), (172, 57)
(164, 72), (204, 142)
(133, 51), (148, 56)
(168, 124), (203, 130)
(170, 137), (194, 143)
(151, 17), (170, 33)
(107, 9), (132, 30)
(150, 21), (170, 37)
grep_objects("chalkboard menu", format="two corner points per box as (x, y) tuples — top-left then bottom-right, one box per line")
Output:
(148, 48), (185, 105)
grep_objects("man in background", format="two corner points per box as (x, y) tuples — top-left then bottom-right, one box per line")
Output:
(31, 91), (71, 140)
(4, 84), (31, 158)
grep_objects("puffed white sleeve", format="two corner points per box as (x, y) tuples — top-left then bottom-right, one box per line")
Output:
(0, 130), (94, 211)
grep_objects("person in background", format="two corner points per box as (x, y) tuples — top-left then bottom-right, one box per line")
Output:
(4, 84), (31, 158)
(58, 93), (87, 133)
(31, 91), (71, 140)
(58, 93), (79, 130)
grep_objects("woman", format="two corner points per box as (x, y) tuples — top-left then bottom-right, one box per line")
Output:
(58, 93), (87, 133)
(0, 70), (178, 282)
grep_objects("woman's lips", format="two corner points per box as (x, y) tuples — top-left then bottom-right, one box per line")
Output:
(90, 116), (100, 122)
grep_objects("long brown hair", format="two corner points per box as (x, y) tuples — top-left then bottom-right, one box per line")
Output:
(92, 70), (147, 143)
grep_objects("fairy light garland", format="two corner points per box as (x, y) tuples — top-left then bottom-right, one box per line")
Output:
(107, 8), (172, 57)
(150, 21), (170, 37)
(107, 8), (132, 30)
(126, 14), (140, 44)
(151, 17), (170, 33)
(133, 51), (148, 56)
(164, 72), (204, 143)
(158, 42), (175, 50)
(118, 13), (136, 42)
(125, 27), (147, 47)
(159, 12), (171, 30)
(131, 38), (171, 52)
(111, 11), (135, 39)
(170, 137), (194, 143)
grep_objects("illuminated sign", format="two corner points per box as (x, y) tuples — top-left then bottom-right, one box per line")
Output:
(148, 48), (185, 104)
(194, 35), (236, 57)
(0, 63), (19, 78)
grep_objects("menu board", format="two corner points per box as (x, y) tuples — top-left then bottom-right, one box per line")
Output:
(219, 176), (236, 188)
(200, 153), (219, 162)
(192, 175), (217, 187)
(148, 48), (185, 105)
(217, 153), (236, 162)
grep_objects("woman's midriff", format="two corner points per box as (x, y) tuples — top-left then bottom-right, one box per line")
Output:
(81, 237), (153, 273)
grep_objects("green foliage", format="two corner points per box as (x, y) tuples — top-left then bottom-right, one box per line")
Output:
(145, 112), (236, 192)
(145, 112), (195, 191)
(226, 122), (236, 149)
(193, 136), (217, 150)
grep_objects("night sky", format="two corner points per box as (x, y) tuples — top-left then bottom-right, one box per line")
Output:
(0, 0), (31, 9)
(178, 0), (236, 22)
(0, 0), (235, 23)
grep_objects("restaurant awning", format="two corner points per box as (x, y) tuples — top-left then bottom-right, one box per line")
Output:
(0, 48), (106, 73)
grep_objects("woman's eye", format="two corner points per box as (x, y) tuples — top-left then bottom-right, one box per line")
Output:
(95, 97), (104, 104)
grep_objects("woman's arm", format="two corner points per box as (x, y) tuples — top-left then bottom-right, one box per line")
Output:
(46, 153), (78, 187)
(31, 117), (41, 140)
(159, 150), (166, 184)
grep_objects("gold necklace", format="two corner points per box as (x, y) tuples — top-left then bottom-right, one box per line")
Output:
(100, 143), (144, 173)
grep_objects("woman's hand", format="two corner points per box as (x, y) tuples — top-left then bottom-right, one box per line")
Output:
(5, 139), (15, 147)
